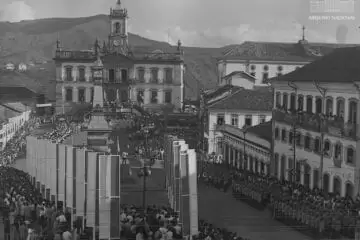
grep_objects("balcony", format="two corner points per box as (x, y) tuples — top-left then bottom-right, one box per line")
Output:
(104, 77), (132, 85)
(76, 76), (87, 82)
(63, 77), (74, 82)
(150, 78), (160, 84)
(273, 108), (357, 140)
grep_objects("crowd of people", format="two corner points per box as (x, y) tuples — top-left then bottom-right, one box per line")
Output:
(0, 117), (39, 167)
(199, 158), (360, 240)
(0, 166), (78, 240)
(39, 119), (81, 144)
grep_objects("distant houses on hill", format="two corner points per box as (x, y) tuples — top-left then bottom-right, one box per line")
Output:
(4, 62), (28, 71)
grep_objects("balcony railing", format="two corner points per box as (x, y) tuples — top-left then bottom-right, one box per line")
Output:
(76, 77), (86, 82)
(150, 78), (160, 84)
(273, 108), (357, 140)
(63, 77), (74, 82)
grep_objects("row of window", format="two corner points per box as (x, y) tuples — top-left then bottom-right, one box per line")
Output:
(64, 88), (90, 103)
(275, 127), (355, 164)
(0, 118), (25, 139)
(63, 67), (174, 84)
(137, 89), (172, 104)
(217, 114), (266, 127)
(275, 92), (357, 124)
(136, 67), (173, 83)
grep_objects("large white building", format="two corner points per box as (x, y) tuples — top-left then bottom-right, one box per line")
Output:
(0, 103), (31, 150)
(54, 0), (184, 114)
(204, 85), (272, 154)
(271, 46), (360, 198)
(217, 35), (357, 87)
(216, 121), (272, 175)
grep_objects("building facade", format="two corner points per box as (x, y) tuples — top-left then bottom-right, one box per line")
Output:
(204, 85), (272, 154)
(215, 122), (272, 175)
(54, 0), (184, 114)
(217, 37), (357, 87)
(0, 107), (31, 151)
(271, 46), (360, 198)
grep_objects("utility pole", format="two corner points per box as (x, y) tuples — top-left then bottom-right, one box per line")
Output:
(314, 81), (327, 190)
(288, 81), (298, 183)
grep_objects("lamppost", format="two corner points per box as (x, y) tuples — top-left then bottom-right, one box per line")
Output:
(137, 126), (152, 213)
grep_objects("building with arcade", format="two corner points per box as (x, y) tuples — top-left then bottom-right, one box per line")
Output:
(271, 46), (360, 198)
(54, 0), (184, 114)
(215, 121), (272, 176)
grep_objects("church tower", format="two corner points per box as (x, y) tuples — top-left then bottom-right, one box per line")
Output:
(109, 0), (129, 55)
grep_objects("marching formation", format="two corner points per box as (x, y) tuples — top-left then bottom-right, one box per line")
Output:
(200, 158), (360, 240)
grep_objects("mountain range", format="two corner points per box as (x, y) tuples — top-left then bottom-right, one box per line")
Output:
(0, 14), (225, 99)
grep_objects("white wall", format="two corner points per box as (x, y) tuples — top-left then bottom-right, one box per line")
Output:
(207, 109), (272, 153)
(220, 75), (254, 89)
(0, 110), (31, 151)
(219, 61), (306, 86)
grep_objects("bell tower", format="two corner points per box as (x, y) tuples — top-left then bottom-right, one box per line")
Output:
(109, 0), (129, 55)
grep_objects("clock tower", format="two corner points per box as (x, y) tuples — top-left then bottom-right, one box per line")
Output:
(109, 0), (129, 55)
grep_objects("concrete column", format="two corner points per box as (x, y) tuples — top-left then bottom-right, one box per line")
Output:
(144, 89), (150, 104)
(247, 155), (250, 171)
(333, 98), (337, 116)
(62, 87), (66, 101)
(158, 89), (164, 104)
(300, 165), (304, 185)
(73, 87), (78, 103)
(344, 98), (349, 123)
(312, 97), (316, 114)
(228, 145), (231, 165)
(309, 170), (313, 189)
(85, 88), (91, 102)
(303, 96), (307, 112)
(285, 158), (289, 181)
(341, 182), (346, 197)
(258, 161), (261, 173)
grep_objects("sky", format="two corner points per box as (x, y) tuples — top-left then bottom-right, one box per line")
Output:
(0, 0), (360, 47)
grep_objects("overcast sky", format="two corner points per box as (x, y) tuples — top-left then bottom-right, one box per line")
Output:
(1, 0), (360, 47)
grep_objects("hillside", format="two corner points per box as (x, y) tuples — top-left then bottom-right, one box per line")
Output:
(0, 15), (222, 99)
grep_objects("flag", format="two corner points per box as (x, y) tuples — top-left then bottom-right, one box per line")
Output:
(117, 136), (121, 154)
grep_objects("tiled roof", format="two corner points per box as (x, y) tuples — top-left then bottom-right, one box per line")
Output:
(205, 85), (242, 106)
(246, 121), (272, 142)
(222, 71), (256, 82)
(220, 41), (359, 62)
(4, 102), (28, 112)
(208, 86), (273, 111)
(0, 70), (43, 94)
(272, 46), (360, 83)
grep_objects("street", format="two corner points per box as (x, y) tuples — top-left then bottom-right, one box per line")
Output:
(198, 182), (312, 240)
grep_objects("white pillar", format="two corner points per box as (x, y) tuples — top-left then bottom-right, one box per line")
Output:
(144, 89), (150, 104)
(333, 98), (337, 116)
(344, 98), (349, 123)
(312, 97), (316, 114)
(158, 89), (163, 104)
(62, 87), (66, 101)
(300, 165), (304, 185)
(85, 88), (91, 103)
(73, 87), (78, 103)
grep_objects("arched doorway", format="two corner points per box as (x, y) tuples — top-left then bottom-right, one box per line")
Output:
(280, 155), (286, 180)
(323, 173), (330, 193)
(304, 164), (311, 188)
(345, 182), (354, 198)
(333, 176), (341, 196)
